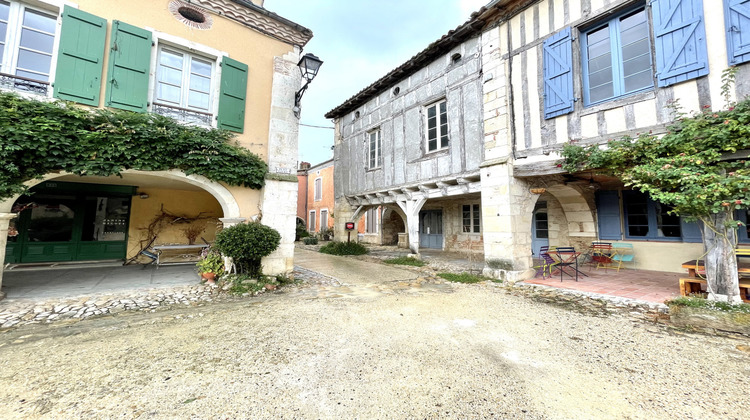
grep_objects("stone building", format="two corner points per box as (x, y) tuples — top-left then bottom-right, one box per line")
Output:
(328, 0), (750, 281)
(0, 0), (313, 297)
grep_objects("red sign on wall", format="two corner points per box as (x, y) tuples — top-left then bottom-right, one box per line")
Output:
(345, 222), (355, 231)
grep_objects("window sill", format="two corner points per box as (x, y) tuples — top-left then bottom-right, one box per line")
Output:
(580, 89), (656, 117)
(366, 166), (382, 173)
(623, 237), (685, 243)
(151, 102), (214, 127)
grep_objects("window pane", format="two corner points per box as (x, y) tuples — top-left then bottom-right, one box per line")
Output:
(0, 21), (7, 44)
(191, 58), (211, 77)
(27, 203), (75, 242)
(16, 49), (51, 76)
(589, 82), (614, 103)
(15, 68), (46, 82)
(588, 53), (613, 74)
(81, 197), (130, 242)
(427, 105), (436, 119)
(428, 127), (437, 141)
(160, 50), (183, 68)
(20, 28), (54, 53)
(189, 74), (210, 93)
(428, 139), (437, 151)
(440, 134), (449, 148)
(624, 69), (652, 93)
(23, 9), (55, 34)
(158, 65), (182, 86)
(629, 226), (648, 236)
(157, 83), (181, 104)
(188, 90), (209, 110)
(0, 2), (9, 21)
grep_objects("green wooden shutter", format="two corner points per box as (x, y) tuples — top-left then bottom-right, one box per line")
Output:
(105, 20), (152, 112)
(53, 6), (107, 106)
(217, 56), (248, 133)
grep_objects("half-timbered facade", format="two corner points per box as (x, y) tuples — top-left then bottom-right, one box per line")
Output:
(329, 0), (750, 280)
(481, 0), (750, 279)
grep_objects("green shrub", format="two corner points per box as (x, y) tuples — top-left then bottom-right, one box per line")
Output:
(303, 237), (318, 245)
(214, 222), (280, 277)
(438, 272), (493, 284)
(666, 297), (750, 313)
(319, 241), (368, 256)
(383, 256), (426, 267)
(296, 224), (310, 241)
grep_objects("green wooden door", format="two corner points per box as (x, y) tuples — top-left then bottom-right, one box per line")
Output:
(5, 182), (134, 263)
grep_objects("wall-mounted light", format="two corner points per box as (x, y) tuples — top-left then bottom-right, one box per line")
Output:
(294, 53), (323, 118)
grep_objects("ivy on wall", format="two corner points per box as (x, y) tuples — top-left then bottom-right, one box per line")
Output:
(0, 92), (267, 200)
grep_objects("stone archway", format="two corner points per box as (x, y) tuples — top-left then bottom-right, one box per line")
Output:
(0, 170), (243, 296)
(381, 207), (406, 245)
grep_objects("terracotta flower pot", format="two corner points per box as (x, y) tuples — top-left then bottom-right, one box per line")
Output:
(201, 272), (216, 281)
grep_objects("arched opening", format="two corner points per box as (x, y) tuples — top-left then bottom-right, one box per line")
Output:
(526, 183), (596, 260)
(381, 207), (405, 245)
(4, 171), (235, 265)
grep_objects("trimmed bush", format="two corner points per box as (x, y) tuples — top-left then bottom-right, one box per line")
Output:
(303, 237), (318, 245)
(319, 241), (368, 256)
(214, 222), (280, 277)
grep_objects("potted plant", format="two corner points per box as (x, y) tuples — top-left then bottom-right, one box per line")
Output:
(196, 253), (224, 285)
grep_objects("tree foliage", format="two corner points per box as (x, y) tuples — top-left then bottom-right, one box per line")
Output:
(0, 92), (267, 200)
(561, 68), (749, 302)
(562, 71), (750, 226)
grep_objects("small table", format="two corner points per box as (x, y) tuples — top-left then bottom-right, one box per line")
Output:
(152, 244), (210, 266)
(553, 248), (587, 281)
(680, 260), (750, 302)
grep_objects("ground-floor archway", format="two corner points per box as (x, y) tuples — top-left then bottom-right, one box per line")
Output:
(4, 171), (234, 265)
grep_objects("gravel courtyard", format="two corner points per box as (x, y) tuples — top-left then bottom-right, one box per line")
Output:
(0, 250), (748, 419)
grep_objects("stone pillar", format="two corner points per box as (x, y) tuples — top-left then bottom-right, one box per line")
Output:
(259, 47), (303, 277)
(0, 213), (17, 300)
(260, 179), (298, 276)
(397, 198), (426, 256)
(480, 162), (535, 282)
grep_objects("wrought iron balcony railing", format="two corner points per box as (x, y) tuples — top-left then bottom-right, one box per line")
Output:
(152, 102), (213, 126)
(0, 72), (49, 95)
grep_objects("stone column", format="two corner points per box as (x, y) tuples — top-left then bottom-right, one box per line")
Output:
(480, 162), (535, 282)
(0, 213), (17, 300)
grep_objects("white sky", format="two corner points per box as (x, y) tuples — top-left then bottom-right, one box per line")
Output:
(265, 0), (489, 166)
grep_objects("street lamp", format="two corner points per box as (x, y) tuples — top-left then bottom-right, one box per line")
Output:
(294, 53), (323, 117)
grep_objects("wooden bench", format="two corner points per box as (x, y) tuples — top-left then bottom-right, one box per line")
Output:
(152, 244), (209, 266)
(679, 278), (750, 303)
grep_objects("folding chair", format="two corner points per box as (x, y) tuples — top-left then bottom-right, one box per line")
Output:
(611, 243), (634, 271)
(533, 250), (559, 279)
(591, 243), (616, 271)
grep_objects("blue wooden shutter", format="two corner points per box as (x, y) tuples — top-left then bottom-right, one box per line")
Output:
(543, 27), (574, 119)
(680, 217), (703, 243)
(105, 21), (152, 112)
(725, 0), (750, 65)
(596, 190), (622, 240)
(53, 6), (107, 105)
(652, 0), (709, 87)
(217, 56), (248, 133)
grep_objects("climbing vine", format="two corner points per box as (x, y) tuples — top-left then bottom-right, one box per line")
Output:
(0, 92), (267, 200)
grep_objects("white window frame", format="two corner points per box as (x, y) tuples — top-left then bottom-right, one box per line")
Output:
(320, 209), (328, 231)
(314, 177), (322, 201)
(462, 203), (481, 234)
(146, 30), (227, 127)
(0, 0), (60, 95)
(309, 210), (316, 232)
(424, 98), (449, 153)
(367, 128), (381, 170)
